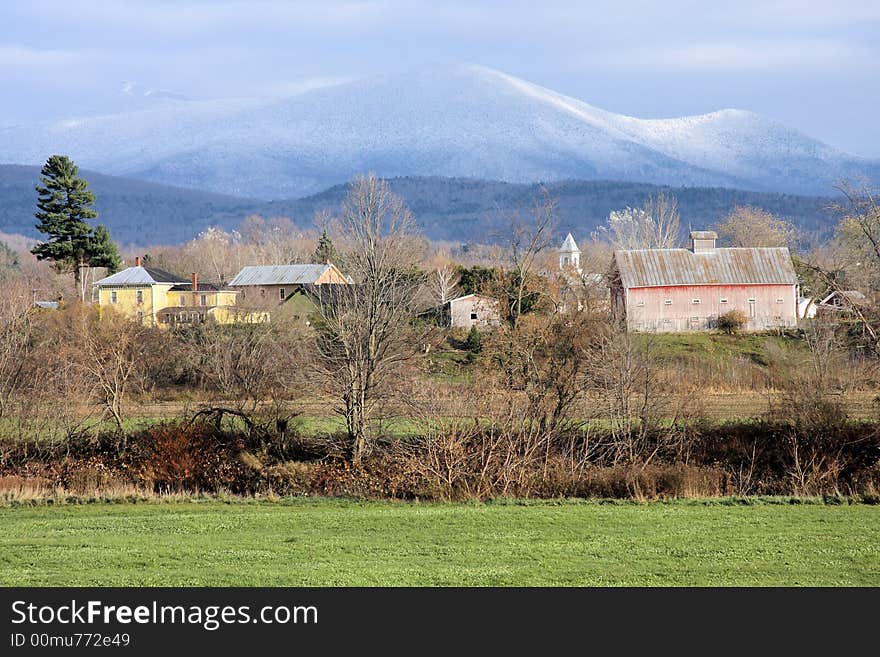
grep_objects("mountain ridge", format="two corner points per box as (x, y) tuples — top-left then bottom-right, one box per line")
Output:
(0, 165), (840, 246)
(0, 65), (875, 199)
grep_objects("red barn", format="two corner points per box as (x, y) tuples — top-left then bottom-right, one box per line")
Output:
(610, 231), (799, 332)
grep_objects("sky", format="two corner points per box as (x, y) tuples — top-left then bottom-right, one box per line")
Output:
(2, 0), (879, 157)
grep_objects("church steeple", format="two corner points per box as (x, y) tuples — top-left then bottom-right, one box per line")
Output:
(559, 233), (581, 273)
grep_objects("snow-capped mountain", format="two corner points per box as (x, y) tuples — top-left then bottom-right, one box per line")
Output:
(0, 65), (875, 199)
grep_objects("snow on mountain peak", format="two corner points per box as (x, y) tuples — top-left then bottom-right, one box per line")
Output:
(0, 64), (875, 199)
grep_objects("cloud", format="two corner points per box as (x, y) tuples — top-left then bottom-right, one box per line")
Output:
(579, 39), (880, 76)
(0, 45), (87, 69)
(7, 1), (394, 41)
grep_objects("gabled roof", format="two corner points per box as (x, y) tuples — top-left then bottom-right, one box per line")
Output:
(613, 247), (797, 288)
(449, 293), (499, 306)
(229, 264), (337, 286)
(819, 290), (866, 305)
(169, 282), (226, 292)
(94, 266), (187, 286)
(560, 233), (579, 253)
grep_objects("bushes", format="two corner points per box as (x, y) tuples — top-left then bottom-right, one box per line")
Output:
(127, 422), (258, 493)
(3, 419), (879, 500)
(717, 309), (748, 334)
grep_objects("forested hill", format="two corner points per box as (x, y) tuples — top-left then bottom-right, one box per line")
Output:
(0, 166), (838, 246)
(0, 165), (257, 246)
(275, 177), (840, 242)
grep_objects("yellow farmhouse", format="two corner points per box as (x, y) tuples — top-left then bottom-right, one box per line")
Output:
(94, 258), (267, 326)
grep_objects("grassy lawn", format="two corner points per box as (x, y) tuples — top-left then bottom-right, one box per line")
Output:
(1, 500), (878, 586)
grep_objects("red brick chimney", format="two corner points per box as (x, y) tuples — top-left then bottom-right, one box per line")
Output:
(191, 272), (198, 291)
(135, 256), (141, 267)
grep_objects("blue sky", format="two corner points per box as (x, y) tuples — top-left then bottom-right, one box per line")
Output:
(2, 0), (879, 156)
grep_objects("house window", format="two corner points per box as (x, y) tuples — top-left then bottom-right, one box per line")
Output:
(136, 289), (143, 304)
(720, 298), (728, 304)
(664, 299), (672, 305)
(136, 311), (144, 325)
(279, 288), (286, 300)
(692, 299), (701, 304)
(776, 298), (784, 304)
(470, 312), (478, 320)
(179, 295), (185, 306)
(110, 290), (117, 304)
(200, 294), (207, 306)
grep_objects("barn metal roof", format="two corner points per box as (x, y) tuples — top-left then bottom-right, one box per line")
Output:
(228, 264), (332, 286)
(613, 247), (797, 288)
(94, 266), (187, 286)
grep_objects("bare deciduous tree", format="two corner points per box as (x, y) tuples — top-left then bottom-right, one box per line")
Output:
(183, 227), (242, 286)
(715, 206), (796, 248)
(804, 183), (880, 347)
(596, 192), (681, 250)
(241, 215), (313, 265)
(584, 330), (694, 465)
(69, 308), (149, 436)
(500, 189), (557, 327)
(180, 318), (310, 444)
(315, 174), (429, 462)
(428, 262), (461, 306)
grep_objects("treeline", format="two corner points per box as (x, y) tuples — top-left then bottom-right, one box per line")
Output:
(0, 166), (839, 245)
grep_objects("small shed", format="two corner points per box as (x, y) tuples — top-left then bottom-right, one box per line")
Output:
(817, 290), (866, 309)
(444, 294), (501, 328)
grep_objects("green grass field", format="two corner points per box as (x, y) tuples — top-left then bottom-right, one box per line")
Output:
(1, 500), (878, 586)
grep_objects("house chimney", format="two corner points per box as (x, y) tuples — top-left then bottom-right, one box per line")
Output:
(690, 231), (717, 253)
(191, 272), (198, 292)
(135, 256), (141, 267)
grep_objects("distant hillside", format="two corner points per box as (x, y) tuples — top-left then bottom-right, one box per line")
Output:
(0, 166), (838, 246)
(270, 177), (840, 243)
(0, 165), (257, 246)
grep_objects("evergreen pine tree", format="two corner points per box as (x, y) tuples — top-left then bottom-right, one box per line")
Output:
(87, 225), (122, 274)
(31, 155), (121, 299)
(314, 229), (337, 264)
(464, 325), (482, 353)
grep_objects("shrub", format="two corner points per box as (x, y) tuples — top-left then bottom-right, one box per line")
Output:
(717, 309), (748, 334)
(464, 325), (483, 353)
(128, 422), (259, 493)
